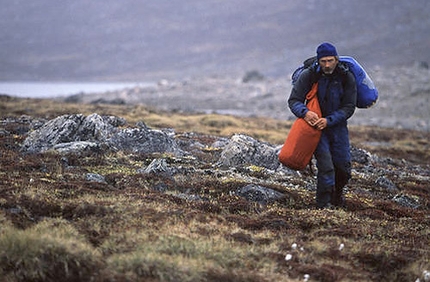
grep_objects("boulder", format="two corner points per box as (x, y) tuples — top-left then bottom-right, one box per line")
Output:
(21, 113), (180, 155)
(22, 114), (120, 153)
(108, 127), (179, 154)
(218, 134), (279, 170)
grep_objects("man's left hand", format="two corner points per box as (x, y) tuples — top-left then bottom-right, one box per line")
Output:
(314, 118), (327, 130)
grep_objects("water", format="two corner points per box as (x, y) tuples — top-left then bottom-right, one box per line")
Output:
(0, 82), (154, 98)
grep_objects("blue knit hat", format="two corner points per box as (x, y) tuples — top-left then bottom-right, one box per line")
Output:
(316, 42), (338, 60)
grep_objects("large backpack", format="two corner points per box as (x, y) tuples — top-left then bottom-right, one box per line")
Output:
(291, 56), (378, 108)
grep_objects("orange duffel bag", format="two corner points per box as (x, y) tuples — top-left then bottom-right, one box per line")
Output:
(279, 83), (321, 170)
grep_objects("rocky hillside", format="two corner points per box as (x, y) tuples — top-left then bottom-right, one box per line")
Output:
(62, 62), (430, 132)
(0, 98), (429, 281)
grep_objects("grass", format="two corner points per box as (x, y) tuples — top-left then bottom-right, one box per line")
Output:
(0, 218), (102, 281)
(0, 95), (429, 281)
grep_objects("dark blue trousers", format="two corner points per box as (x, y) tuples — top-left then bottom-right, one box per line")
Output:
(314, 125), (351, 208)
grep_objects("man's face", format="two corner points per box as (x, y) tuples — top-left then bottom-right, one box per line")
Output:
(319, 56), (338, 74)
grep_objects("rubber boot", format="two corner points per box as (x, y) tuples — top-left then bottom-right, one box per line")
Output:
(331, 185), (345, 207)
(331, 167), (349, 207)
(316, 188), (334, 209)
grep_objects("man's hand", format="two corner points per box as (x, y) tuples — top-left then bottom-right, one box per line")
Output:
(304, 111), (327, 130)
(314, 118), (327, 130)
(304, 111), (319, 126)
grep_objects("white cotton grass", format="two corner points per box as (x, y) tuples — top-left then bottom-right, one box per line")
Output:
(285, 243), (304, 261)
(303, 274), (310, 281)
(339, 243), (345, 251)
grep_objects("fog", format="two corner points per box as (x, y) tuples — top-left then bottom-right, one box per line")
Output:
(1, 0), (429, 82)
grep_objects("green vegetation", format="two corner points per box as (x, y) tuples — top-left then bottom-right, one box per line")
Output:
(1, 96), (429, 281)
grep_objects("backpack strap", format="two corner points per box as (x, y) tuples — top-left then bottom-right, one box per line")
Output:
(301, 56), (321, 85)
(336, 61), (350, 89)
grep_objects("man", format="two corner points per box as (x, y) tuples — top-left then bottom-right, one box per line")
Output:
(288, 42), (357, 209)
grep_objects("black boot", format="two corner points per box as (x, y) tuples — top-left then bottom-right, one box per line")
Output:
(331, 185), (345, 207)
(331, 167), (349, 207)
(316, 189), (334, 209)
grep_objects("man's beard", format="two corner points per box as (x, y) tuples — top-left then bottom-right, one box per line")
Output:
(322, 67), (335, 74)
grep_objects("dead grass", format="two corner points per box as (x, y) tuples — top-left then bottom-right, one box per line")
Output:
(0, 96), (429, 281)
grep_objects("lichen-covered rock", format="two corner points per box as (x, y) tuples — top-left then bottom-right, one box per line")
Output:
(218, 134), (279, 170)
(22, 114), (81, 153)
(22, 114), (119, 153)
(53, 141), (101, 156)
(108, 127), (180, 154)
(21, 113), (180, 155)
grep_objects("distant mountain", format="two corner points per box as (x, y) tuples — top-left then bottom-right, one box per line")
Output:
(1, 0), (429, 81)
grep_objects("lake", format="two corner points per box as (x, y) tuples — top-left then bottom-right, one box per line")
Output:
(0, 82), (154, 98)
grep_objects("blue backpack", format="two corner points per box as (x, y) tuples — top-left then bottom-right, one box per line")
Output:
(292, 56), (378, 108)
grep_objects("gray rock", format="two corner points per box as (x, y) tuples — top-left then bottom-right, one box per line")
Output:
(218, 134), (279, 170)
(21, 113), (180, 155)
(139, 158), (176, 191)
(53, 141), (101, 156)
(175, 193), (204, 202)
(392, 194), (420, 209)
(22, 114), (82, 153)
(142, 159), (170, 175)
(351, 146), (371, 165)
(234, 184), (284, 204)
(22, 113), (117, 153)
(375, 176), (397, 191)
(108, 127), (180, 154)
(75, 113), (114, 141)
(211, 137), (230, 149)
(86, 173), (107, 183)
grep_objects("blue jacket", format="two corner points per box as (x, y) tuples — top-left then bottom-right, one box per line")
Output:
(288, 63), (357, 128)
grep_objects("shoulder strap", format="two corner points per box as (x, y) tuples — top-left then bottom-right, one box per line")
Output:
(337, 61), (350, 88)
(305, 83), (319, 100)
(303, 56), (317, 68)
(303, 57), (321, 85)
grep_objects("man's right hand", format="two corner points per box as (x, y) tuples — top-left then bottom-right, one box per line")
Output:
(304, 111), (319, 126)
